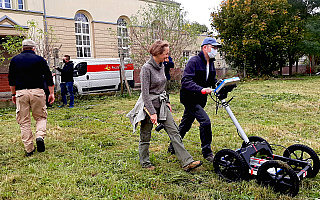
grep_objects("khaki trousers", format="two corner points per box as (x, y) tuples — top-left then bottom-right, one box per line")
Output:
(15, 89), (47, 153)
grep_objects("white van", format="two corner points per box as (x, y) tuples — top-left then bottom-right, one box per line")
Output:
(55, 58), (134, 94)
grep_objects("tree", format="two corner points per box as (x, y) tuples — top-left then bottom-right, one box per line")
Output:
(282, 4), (305, 76)
(287, 0), (320, 16)
(288, 0), (320, 73)
(0, 20), (57, 68)
(0, 35), (21, 58)
(189, 22), (209, 34)
(129, 2), (200, 68)
(303, 15), (320, 70)
(212, 0), (303, 76)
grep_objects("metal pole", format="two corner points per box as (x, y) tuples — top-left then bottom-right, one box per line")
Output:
(119, 48), (132, 96)
(119, 50), (124, 94)
(221, 99), (250, 143)
(43, 0), (50, 66)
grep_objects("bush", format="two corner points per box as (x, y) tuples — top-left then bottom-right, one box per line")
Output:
(166, 80), (181, 93)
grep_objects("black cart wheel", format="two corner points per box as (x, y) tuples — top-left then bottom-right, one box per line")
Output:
(241, 136), (272, 151)
(213, 149), (249, 182)
(257, 160), (299, 197)
(283, 144), (320, 178)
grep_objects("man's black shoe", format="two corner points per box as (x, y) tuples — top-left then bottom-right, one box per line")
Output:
(36, 138), (45, 152)
(205, 155), (214, 163)
(167, 143), (175, 155)
(26, 148), (35, 157)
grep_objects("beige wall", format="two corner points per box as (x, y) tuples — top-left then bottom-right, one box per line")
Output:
(26, 0), (45, 11)
(44, 0), (153, 23)
(46, 18), (77, 59)
(93, 22), (118, 58)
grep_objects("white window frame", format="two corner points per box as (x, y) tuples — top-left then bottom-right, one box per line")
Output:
(117, 18), (129, 58)
(0, 0), (12, 9)
(75, 13), (92, 58)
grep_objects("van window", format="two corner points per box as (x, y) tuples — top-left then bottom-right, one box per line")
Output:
(74, 62), (87, 77)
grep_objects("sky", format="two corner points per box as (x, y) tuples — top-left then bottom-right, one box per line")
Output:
(174, 0), (223, 32)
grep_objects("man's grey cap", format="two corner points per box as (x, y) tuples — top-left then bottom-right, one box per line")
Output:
(22, 39), (36, 47)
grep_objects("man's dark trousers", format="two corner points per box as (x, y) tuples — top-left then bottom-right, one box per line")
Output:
(60, 82), (74, 107)
(178, 103), (213, 158)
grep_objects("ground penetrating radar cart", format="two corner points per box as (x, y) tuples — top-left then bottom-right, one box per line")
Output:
(211, 77), (320, 197)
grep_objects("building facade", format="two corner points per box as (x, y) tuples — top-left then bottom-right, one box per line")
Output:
(0, 0), (169, 91)
(0, 0), (177, 70)
(0, 0), (228, 92)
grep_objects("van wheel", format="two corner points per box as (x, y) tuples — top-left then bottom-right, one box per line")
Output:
(118, 81), (134, 91)
(128, 80), (135, 88)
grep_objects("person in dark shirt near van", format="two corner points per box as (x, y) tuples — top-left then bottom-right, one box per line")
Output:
(55, 55), (74, 108)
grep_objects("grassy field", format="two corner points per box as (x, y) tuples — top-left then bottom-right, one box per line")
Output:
(1, 76), (320, 200)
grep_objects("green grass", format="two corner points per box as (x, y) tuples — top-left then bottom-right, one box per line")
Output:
(1, 76), (320, 199)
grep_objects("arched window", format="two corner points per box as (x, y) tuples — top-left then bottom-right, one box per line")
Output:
(117, 18), (129, 58)
(75, 13), (91, 58)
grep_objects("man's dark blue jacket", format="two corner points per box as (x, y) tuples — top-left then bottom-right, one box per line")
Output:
(8, 50), (54, 91)
(180, 51), (217, 106)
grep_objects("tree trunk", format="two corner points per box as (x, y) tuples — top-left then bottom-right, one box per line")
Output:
(311, 55), (315, 69)
(279, 55), (284, 76)
(288, 55), (294, 76)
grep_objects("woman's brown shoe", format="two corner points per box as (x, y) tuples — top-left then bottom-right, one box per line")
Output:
(183, 160), (203, 172)
(143, 165), (155, 170)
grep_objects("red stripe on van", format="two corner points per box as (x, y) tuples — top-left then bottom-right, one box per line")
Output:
(125, 64), (134, 70)
(87, 64), (134, 72)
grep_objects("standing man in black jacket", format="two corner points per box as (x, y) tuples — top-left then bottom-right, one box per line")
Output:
(8, 39), (55, 156)
(55, 55), (74, 108)
(168, 37), (221, 162)
(164, 56), (174, 81)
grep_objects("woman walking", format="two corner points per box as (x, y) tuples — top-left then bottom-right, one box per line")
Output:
(127, 40), (202, 171)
